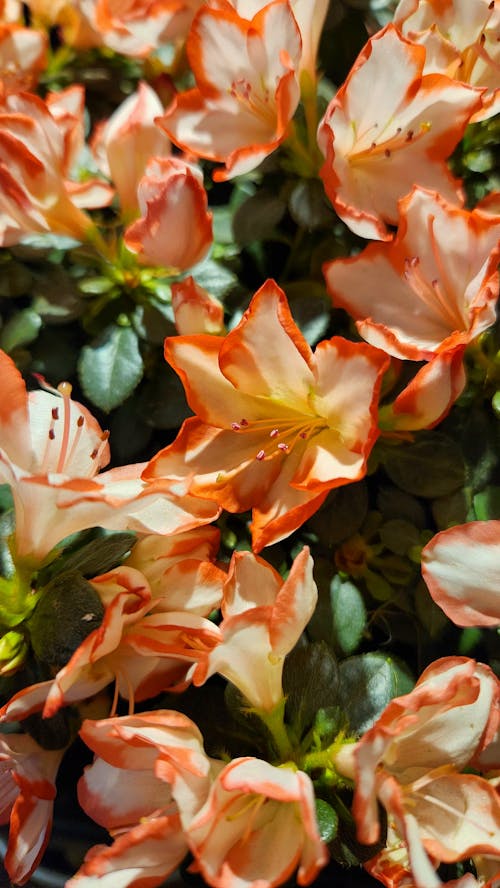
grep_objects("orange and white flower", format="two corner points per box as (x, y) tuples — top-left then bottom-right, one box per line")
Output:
(172, 277), (225, 336)
(0, 90), (112, 246)
(0, 732), (64, 887)
(422, 520), (500, 627)
(335, 657), (500, 888)
(0, 23), (47, 92)
(72, 0), (204, 57)
(318, 25), (484, 240)
(124, 156), (213, 271)
(324, 187), (500, 360)
(92, 81), (170, 218)
(0, 351), (219, 564)
(394, 0), (500, 121)
(67, 710), (212, 888)
(186, 756), (328, 888)
(1, 545), (225, 723)
(157, 0), (302, 181)
(379, 348), (466, 432)
(192, 546), (317, 712)
(145, 279), (389, 551)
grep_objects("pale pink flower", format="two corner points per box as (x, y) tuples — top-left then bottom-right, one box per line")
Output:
(172, 277), (225, 335)
(394, 0), (500, 121)
(192, 546), (317, 712)
(422, 520), (500, 627)
(0, 23), (47, 92)
(0, 732), (64, 886)
(157, 0), (302, 181)
(145, 279), (389, 552)
(324, 187), (500, 360)
(335, 657), (500, 888)
(92, 81), (170, 218)
(0, 350), (220, 563)
(186, 756), (328, 888)
(318, 25), (484, 240)
(124, 156), (213, 271)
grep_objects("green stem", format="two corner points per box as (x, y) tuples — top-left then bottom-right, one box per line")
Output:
(257, 700), (294, 762)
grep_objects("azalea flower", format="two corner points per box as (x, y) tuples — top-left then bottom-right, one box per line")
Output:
(73, 0), (204, 56)
(186, 756), (328, 888)
(67, 710), (212, 888)
(91, 81), (171, 219)
(394, 0), (500, 121)
(421, 520), (500, 627)
(0, 23), (47, 92)
(324, 187), (500, 360)
(171, 276), (225, 336)
(0, 530), (225, 722)
(124, 156), (213, 271)
(0, 90), (114, 247)
(318, 25), (484, 240)
(229, 0), (328, 81)
(379, 348), (466, 432)
(192, 546), (317, 713)
(145, 279), (389, 551)
(0, 731), (64, 886)
(334, 657), (500, 888)
(0, 350), (219, 565)
(157, 0), (302, 181)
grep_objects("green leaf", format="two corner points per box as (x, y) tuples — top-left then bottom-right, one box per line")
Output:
(47, 531), (137, 580)
(78, 324), (144, 412)
(193, 258), (238, 299)
(0, 308), (42, 352)
(338, 652), (414, 735)
(232, 192), (287, 245)
(414, 579), (449, 640)
(283, 642), (339, 740)
(307, 481), (368, 547)
(315, 799), (339, 843)
(330, 575), (366, 656)
(288, 180), (335, 229)
(28, 570), (105, 667)
(473, 486), (500, 521)
(286, 281), (332, 346)
(379, 519), (420, 556)
(377, 486), (426, 529)
(383, 433), (465, 498)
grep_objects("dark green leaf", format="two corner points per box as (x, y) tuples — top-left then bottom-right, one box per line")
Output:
(78, 324), (144, 412)
(330, 575), (366, 656)
(289, 180), (335, 229)
(48, 532), (137, 580)
(286, 281), (332, 345)
(28, 570), (105, 668)
(338, 652), (414, 735)
(0, 309), (42, 352)
(383, 433), (465, 498)
(315, 799), (339, 843)
(283, 641), (339, 740)
(379, 519), (420, 556)
(233, 192), (287, 245)
(307, 482), (368, 547)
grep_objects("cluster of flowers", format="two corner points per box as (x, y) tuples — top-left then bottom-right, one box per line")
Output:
(0, 0), (499, 887)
